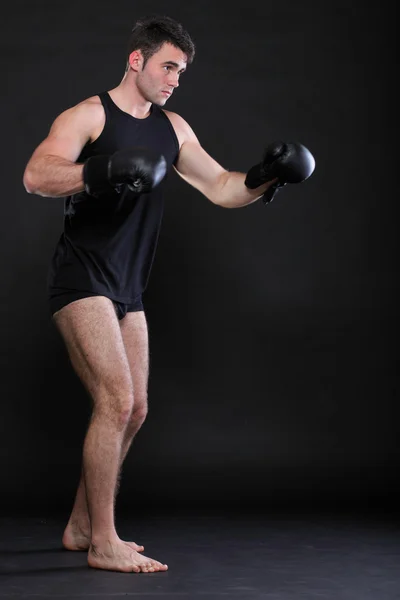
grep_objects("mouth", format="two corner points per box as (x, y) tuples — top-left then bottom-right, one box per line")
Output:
(161, 90), (172, 97)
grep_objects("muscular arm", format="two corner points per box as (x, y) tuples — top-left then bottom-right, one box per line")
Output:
(24, 156), (84, 198)
(169, 113), (276, 208)
(23, 100), (102, 198)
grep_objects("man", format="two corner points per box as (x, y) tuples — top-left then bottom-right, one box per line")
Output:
(23, 15), (314, 574)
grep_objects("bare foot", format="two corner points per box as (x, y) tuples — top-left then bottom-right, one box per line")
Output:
(88, 538), (168, 573)
(62, 521), (91, 551)
(63, 522), (144, 553)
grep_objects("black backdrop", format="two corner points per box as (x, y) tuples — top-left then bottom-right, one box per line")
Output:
(1, 0), (397, 514)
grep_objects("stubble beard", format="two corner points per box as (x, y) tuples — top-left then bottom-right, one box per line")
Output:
(136, 72), (165, 107)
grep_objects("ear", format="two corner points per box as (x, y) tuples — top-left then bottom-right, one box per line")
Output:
(128, 49), (144, 72)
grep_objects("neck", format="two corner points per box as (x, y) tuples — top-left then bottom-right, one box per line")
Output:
(109, 72), (152, 119)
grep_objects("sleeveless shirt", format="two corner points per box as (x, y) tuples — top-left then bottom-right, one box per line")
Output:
(47, 92), (179, 303)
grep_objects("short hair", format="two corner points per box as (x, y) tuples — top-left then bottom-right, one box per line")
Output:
(126, 15), (195, 70)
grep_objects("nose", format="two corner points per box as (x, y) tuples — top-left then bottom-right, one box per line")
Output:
(168, 74), (179, 88)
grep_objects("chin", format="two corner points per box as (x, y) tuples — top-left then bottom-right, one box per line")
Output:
(153, 97), (167, 107)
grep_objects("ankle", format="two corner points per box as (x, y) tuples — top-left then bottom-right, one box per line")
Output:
(68, 515), (91, 530)
(90, 531), (120, 548)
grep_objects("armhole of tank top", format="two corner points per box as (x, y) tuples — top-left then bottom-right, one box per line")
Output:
(160, 109), (180, 162)
(85, 92), (109, 148)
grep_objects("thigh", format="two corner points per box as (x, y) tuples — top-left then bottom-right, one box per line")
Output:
(119, 311), (149, 407)
(53, 296), (133, 402)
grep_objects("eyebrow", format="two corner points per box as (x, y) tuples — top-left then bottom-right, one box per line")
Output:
(162, 61), (186, 72)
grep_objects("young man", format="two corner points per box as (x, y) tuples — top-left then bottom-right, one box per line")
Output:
(23, 15), (314, 574)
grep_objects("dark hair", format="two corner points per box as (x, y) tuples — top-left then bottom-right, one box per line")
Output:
(126, 15), (195, 70)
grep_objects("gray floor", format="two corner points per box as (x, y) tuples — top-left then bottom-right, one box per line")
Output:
(0, 512), (399, 599)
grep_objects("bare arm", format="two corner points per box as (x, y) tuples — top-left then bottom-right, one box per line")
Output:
(24, 156), (84, 198)
(23, 100), (103, 198)
(169, 113), (276, 208)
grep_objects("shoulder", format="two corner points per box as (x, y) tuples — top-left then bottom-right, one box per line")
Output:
(161, 110), (199, 149)
(61, 95), (104, 123)
(50, 95), (105, 142)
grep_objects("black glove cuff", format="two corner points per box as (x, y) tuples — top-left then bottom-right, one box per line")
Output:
(83, 154), (114, 197)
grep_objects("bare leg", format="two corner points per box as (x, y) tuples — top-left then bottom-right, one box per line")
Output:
(53, 298), (167, 573)
(63, 413), (145, 551)
(63, 311), (149, 552)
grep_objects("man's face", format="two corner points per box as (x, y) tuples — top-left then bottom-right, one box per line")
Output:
(135, 42), (187, 106)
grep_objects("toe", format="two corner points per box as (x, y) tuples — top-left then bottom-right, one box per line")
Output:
(126, 541), (144, 552)
(132, 565), (140, 573)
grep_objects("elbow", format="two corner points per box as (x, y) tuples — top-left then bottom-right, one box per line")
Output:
(23, 168), (38, 194)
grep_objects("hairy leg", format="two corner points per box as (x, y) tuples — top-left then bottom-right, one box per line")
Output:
(53, 297), (166, 572)
(63, 310), (149, 550)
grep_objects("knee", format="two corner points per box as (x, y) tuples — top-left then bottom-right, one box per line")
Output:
(94, 376), (135, 423)
(130, 401), (148, 428)
(117, 402), (136, 429)
(94, 395), (135, 430)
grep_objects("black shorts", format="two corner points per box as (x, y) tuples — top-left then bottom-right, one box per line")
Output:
(49, 290), (144, 320)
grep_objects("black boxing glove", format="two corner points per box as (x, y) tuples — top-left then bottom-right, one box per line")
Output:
(245, 141), (315, 204)
(83, 147), (167, 197)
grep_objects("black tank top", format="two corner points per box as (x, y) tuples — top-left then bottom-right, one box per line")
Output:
(47, 91), (179, 303)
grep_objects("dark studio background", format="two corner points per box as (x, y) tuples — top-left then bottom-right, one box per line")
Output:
(0, 0), (397, 517)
